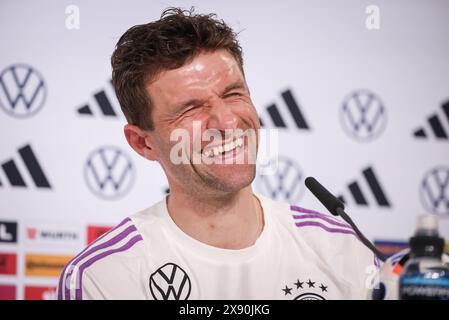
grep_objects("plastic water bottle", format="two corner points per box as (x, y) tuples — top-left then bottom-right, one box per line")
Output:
(399, 215), (449, 299)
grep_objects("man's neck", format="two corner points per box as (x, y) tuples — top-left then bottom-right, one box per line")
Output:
(166, 186), (264, 250)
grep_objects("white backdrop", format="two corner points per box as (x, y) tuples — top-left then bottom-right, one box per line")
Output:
(0, 0), (448, 299)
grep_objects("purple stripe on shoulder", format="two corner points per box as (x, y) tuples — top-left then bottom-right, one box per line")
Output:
(65, 225), (136, 300)
(62, 217), (132, 300)
(293, 213), (352, 230)
(290, 205), (324, 215)
(75, 234), (143, 300)
(290, 205), (351, 226)
(59, 217), (131, 300)
(290, 205), (341, 222)
(295, 221), (358, 238)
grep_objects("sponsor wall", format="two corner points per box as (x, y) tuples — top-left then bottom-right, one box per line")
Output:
(1, 0), (448, 299)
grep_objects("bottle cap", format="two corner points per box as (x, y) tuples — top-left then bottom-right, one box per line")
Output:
(410, 215), (444, 258)
(416, 215), (439, 236)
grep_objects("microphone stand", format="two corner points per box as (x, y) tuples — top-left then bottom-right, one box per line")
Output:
(336, 207), (387, 262)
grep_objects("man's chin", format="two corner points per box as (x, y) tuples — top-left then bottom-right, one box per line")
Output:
(200, 166), (256, 193)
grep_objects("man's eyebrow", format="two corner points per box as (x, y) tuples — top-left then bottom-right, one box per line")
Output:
(173, 98), (205, 113)
(222, 81), (248, 95)
(172, 82), (248, 113)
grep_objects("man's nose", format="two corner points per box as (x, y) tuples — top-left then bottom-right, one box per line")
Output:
(206, 98), (238, 131)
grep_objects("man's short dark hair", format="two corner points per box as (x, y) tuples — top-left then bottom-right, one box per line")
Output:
(111, 7), (244, 130)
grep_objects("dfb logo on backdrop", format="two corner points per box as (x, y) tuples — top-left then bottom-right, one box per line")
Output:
(0, 64), (46, 118)
(420, 166), (449, 217)
(84, 146), (134, 200)
(256, 157), (305, 204)
(149, 263), (191, 300)
(340, 89), (387, 142)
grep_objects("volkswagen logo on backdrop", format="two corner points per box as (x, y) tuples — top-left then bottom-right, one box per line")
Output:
(0, 64), (47, 118)
(256, 156), (305, 204)
(84, 146), (135, 200)
(339, 89), (387, 142)
(419, 166), (449, 217)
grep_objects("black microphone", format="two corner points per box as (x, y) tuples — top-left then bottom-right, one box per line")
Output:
(305, 177), (387, 262)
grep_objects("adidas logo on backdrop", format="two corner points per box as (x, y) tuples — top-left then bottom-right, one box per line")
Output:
(0, 144), (51, 189)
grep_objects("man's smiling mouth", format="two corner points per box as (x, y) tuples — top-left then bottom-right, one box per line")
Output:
(203, 136), (244, 158)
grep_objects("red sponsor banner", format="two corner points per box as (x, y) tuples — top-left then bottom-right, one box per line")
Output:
(0, 285), (16, 300)
(24, 286), (57, 300)
(87, 225), (112, 245)
(0, 253), (17, 275)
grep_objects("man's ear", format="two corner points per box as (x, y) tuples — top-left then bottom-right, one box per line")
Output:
(124, 124), (158, 161)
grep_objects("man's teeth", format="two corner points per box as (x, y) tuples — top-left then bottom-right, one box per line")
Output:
(204, 137), (244, 158)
